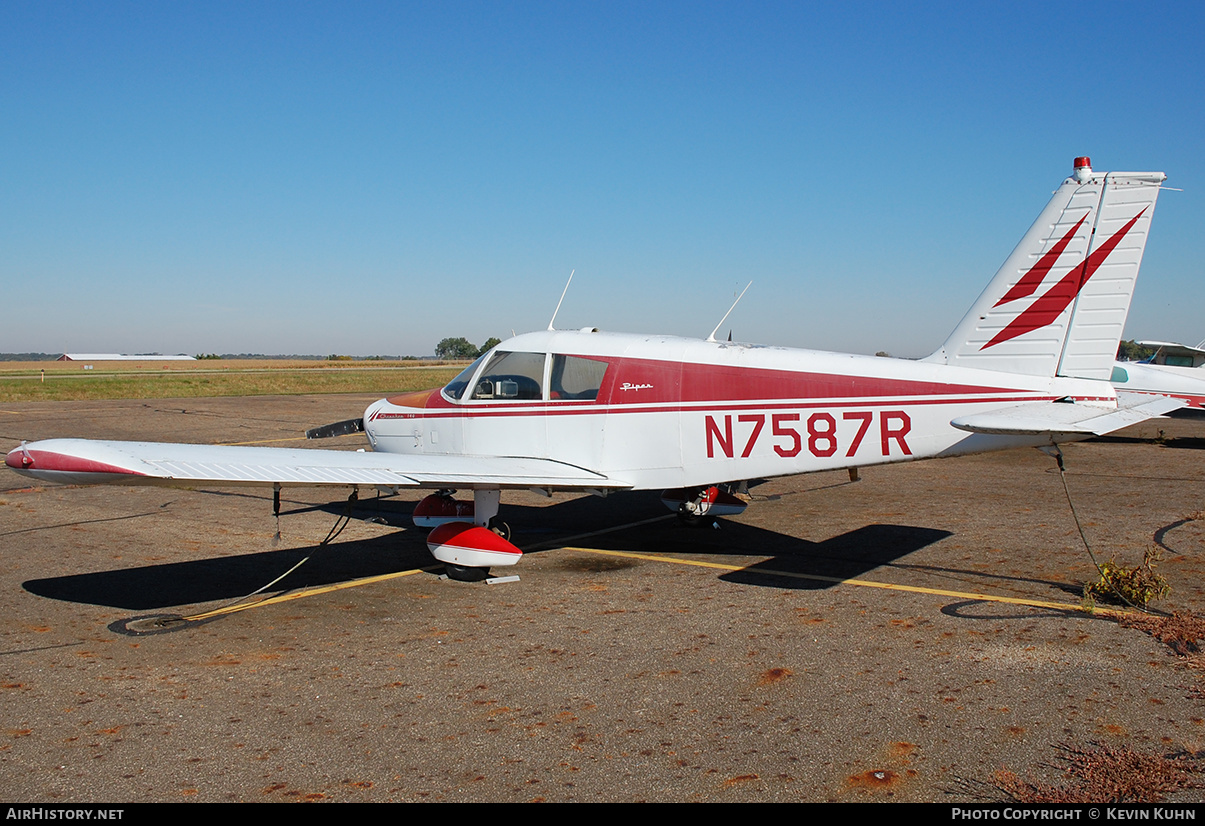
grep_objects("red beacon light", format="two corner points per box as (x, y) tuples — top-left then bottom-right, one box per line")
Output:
(1073, 156), (1093, 183)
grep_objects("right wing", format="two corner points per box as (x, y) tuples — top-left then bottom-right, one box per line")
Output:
(5, 438), (626, 491)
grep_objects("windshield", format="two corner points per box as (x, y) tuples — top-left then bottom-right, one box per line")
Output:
(441, 353), (489, 401)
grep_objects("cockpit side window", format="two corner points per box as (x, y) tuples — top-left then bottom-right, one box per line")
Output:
(469, 351), (546, 401)
(549, 354), (609, 401)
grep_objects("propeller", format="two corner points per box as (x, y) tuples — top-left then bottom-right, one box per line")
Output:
(305, 417), (365, 440)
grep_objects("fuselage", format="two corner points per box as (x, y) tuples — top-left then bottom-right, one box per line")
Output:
(361, 329), (1116, 491)
(1111, 361), (1205, 410)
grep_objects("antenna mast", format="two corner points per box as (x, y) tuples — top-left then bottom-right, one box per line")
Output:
(548, 269), (575, 331)
(707, 282), (752, 342)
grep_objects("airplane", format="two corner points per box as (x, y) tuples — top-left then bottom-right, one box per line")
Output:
(1111, 340), (1205, 411)
(5, 157), (1182, 581)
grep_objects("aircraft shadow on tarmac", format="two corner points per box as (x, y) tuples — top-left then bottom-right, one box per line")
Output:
(23, 489), (954, 609)
(273, 487), (960, 592)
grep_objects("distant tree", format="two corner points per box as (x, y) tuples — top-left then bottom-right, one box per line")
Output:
(0, 353), (59, 361)
(477, 337), (502, 356)
(1118, 340), (1155, 362)
(435, 337), (478, 359)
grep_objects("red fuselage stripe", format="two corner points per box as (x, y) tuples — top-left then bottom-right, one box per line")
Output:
(379, 394), (1084, 421)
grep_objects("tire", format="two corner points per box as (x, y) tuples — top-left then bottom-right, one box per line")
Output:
(445, 563), (490, 582)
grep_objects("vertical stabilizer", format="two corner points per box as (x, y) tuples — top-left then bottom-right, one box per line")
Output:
(925, 158), (1165, 377)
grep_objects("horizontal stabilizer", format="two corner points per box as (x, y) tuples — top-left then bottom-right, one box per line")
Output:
(950, 394), (1184, 439)
(5, 439), (627, 490)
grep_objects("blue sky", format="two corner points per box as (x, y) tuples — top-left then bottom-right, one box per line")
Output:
(2, 1), (1202, 357)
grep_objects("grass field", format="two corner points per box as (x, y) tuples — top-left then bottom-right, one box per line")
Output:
(0, 360), (466, 402)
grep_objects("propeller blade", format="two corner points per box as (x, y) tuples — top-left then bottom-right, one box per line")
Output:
(305, 418), (365, 440)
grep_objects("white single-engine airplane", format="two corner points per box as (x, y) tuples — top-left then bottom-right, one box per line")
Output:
(6, 158), (1182, 580)
(1111, 340), (1205, 411)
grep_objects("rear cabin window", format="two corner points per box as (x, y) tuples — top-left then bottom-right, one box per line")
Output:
(550, 355), (609, 401)
(470, 351), (546, 401)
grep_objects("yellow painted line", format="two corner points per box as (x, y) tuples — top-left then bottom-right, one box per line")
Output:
(218, 436), (311, 446)
(559, 546), (1132, 618)
(182, 565), (440, 621)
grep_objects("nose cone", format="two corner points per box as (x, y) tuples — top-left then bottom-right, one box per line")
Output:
(363, 393), (434, 453)
(362, 399), (386, 448)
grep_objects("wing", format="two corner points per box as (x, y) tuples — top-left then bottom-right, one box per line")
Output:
(1136, 341), (1205, 359)
(950, 393), (1184, 439)
(5, 438), (626, 491)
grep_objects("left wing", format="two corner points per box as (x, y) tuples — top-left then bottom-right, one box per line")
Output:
(5, 439), (626, 491)
(950, 393), (1184, 439)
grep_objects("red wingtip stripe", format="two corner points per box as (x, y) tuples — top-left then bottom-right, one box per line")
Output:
(7, 449), (145, 476)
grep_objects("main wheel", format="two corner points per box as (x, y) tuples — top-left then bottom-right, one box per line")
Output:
(445, 563), (490, 582)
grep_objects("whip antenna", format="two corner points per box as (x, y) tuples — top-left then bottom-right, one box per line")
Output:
(707, 282), (752, 342)
(548, 269), (575, 331)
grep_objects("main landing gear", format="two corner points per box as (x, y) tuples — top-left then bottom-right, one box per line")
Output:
(414, 489), (521, 582)
(443, 562), (491, 582)
(660, 485), (749, 527)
